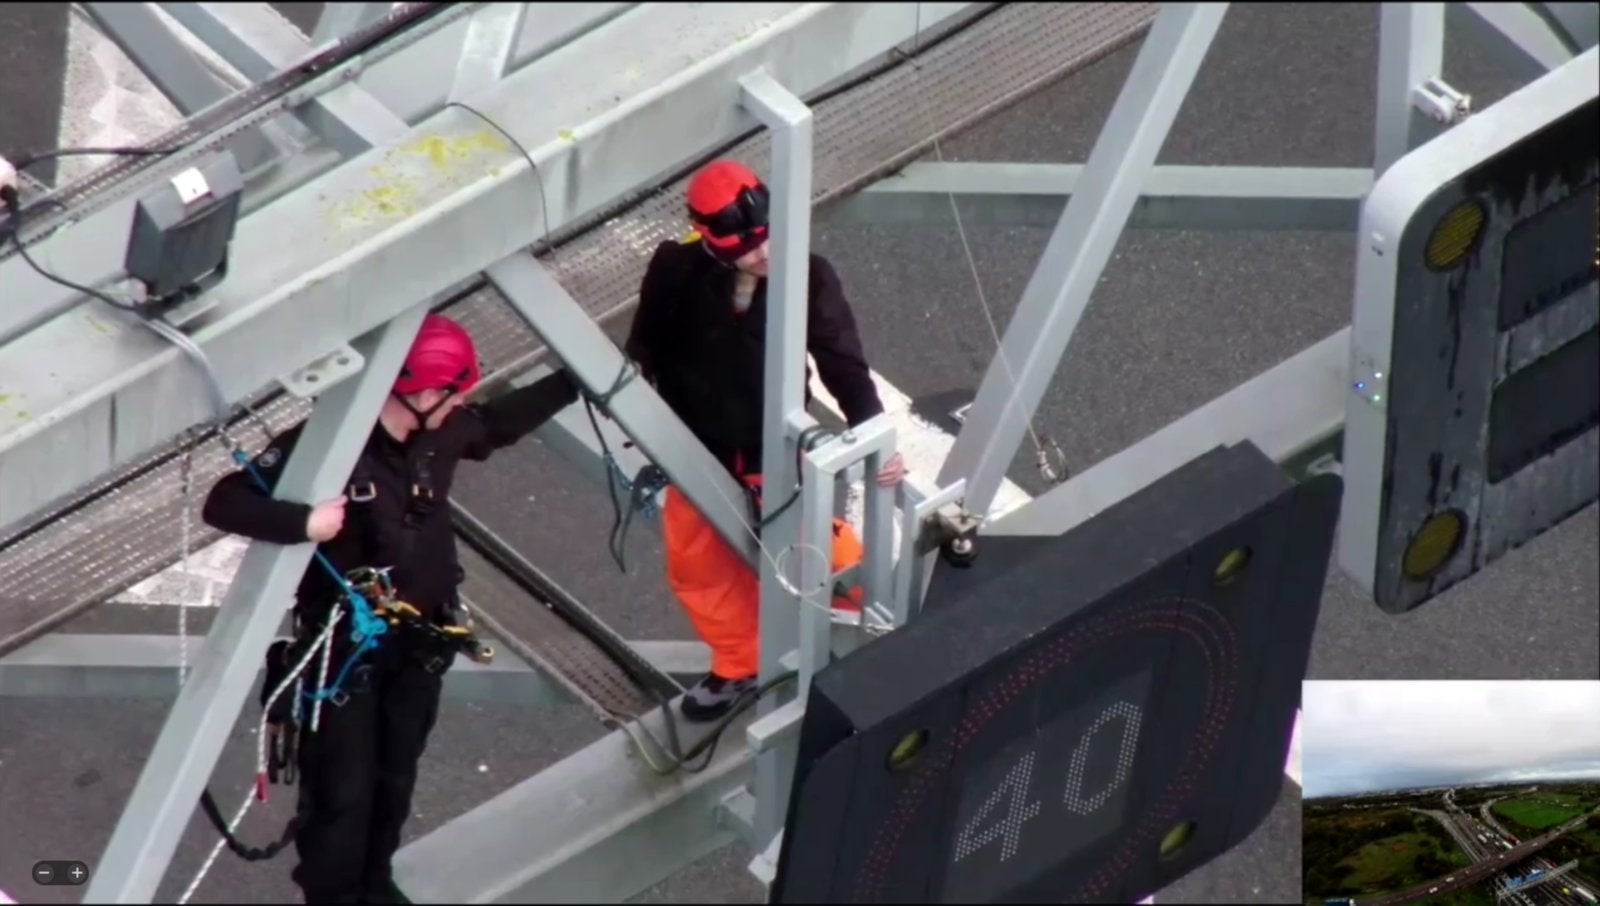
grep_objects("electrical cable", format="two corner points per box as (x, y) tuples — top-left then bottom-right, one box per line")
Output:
(10, 145), (180, 171)
(604, 670), (799, 776)
(1, 184), (137, 312)
(0, 144), (184, 239)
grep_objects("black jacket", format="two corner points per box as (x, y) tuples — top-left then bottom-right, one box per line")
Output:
(201, 371), (579, 623)
(624, 240), (884, 474)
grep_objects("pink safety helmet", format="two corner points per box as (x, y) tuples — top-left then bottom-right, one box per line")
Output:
(394, 314), (481, 396)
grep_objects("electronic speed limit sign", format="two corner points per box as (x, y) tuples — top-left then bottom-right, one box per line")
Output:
(772, 442), (1340, 903)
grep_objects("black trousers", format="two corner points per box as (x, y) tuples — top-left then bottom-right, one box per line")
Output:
(289, 637), (445, 904)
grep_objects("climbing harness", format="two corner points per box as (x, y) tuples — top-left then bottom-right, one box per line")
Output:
(184, 563), (494, 901)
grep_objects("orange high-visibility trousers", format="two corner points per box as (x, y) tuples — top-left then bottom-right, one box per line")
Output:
(661, 478), (864, 679)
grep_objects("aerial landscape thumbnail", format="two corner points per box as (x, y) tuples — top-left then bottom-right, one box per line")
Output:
(1302, 681), (1600, 906)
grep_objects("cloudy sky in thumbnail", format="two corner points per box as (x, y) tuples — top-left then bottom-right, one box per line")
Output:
(1302, 681), (1600, 798)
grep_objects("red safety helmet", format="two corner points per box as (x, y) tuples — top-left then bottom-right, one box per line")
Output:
(394, 313), (481, 396)
(686, 159), (770, 261)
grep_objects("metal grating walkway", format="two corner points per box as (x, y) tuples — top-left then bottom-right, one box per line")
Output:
(0, 3), (1158, 714)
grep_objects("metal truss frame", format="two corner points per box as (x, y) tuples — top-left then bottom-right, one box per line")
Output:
(820, 162), (1371, 230)
(0, 633), (709, 701)
(4, 1), (1586, 903)
(2, 2), (970, 902)
(1451, 2), (1586, 83)
(936, 1), (1230, 520)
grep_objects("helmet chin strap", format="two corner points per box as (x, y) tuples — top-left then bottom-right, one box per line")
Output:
(701, 241), (738, 269)
(392, 387), (458, 433)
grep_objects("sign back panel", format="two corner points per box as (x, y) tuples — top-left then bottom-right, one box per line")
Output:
(1338, 51), (1598, 613)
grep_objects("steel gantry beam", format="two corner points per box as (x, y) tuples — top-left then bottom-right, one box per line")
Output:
(83, 305), (429, 904)
(1452, 2), (1580, 83)
(741, 67), (826, 852)
(450, 3), (531, 104)
(158, 2), (434, 157)
(936, 2), (1229, 521)
(1538, 2), (1600, 50)
(820, 162), (1373, 230)
(0, 631), (573, 705)
(1375, 3), (1448, 177)
(0, 632), (710, 701)
(0, 2), (982, 536)
(396, 702), (761, 904)
(311, 1), (401, 46)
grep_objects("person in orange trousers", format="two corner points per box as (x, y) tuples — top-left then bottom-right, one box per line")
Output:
(625, 159), (907, 721)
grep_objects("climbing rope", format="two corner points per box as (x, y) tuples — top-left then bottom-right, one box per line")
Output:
(181, 609), (344, 903)
(177, 432), (195, 694)
(902, 9), (1070, 489)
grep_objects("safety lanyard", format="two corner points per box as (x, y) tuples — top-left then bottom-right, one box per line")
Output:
(223, 440), (389, 648)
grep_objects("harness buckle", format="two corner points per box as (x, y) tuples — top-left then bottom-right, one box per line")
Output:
(328, 688), (350, 708)
(424, 654), (449, 675)
(411, 484), (434, 500)
(349, 482), (377, 503)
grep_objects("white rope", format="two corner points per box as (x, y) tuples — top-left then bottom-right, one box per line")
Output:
(178, 442), (193, 692)
(902, 8), (1066, 486)
(177, 609), (344, 904)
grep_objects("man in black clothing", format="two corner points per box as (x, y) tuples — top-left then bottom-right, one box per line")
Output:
(203, 313), (577, 904)
(625, 159), (907, 721)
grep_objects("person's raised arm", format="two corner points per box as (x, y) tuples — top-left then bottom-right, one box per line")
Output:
(201, 425), (344, 544)
(456, 368), (580, 461)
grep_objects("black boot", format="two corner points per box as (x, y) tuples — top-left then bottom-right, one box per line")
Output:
(680, 672), (756, 722)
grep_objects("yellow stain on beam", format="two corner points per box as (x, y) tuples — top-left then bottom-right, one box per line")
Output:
(325, 129), (513, 233)
(0, 392), (27, 424)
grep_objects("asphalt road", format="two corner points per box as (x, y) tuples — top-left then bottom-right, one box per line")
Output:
(1359, 812), (1595, 906)
(2, 2), (1598, 905)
